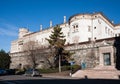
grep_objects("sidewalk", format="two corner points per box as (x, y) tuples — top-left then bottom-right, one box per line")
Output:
(41, 71), (79, 79)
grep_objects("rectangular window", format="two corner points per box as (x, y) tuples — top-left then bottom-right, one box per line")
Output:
(94, 27), (96, 29)
(105, 27), (107, 34)
(88, 26), (91, 32)
(88, 38), (91, 41)
(103, 53), (111, 66)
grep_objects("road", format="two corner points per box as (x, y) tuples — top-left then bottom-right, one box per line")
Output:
(0, 75), (120, 84)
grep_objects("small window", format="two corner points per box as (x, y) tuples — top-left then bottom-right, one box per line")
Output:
(103, 53), (111, 66)
(111, 31), (112, 36)
(76, 25), (78, 28)
(68, 32), (70, 37)
(88, 26), (91, 32)
(98, 19), (101, 24)
(88, 38), (91, 41)
(72, 24), (79, 33)
(73, 25), (75, 28)
(108, 29), (110, 35)
(105, 27), (107, 33)
(18, 41), (23, 45)
(42, 38), (43, 42)
(67, 42), (69, 45)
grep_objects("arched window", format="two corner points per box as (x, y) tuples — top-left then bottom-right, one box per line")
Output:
(72, 23), (79, 33)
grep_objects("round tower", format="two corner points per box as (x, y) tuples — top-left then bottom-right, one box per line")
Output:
(19, 28), (29, 38)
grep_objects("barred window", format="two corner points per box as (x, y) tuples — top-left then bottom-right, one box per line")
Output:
(72, 24), (79, 33)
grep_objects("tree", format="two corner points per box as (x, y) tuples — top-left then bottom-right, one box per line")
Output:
(0, 49), (11, 69)
(46, 25), (70, 72)
(23, 41), (39, 69)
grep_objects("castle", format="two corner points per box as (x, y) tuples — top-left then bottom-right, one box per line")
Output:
(10, 12), (120, 72)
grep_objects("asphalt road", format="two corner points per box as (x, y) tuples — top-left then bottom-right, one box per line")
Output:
(0, 75), (120, 84)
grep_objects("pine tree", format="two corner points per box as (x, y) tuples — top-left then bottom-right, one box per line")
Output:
(46, 25), (66, 69)
(0, 49), (11, 69)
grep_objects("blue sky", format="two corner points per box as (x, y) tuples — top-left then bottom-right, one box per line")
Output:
(0, 0), (120, 52)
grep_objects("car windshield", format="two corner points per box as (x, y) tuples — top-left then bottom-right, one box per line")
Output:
(25, 69), (33, 73)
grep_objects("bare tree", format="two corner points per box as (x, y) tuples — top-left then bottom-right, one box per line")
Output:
(23, 41), (38, 69)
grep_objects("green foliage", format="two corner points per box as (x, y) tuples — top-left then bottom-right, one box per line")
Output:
(15, 69), (25, 75)
(39, 65), (80, 74)
(0, 49), (11, 69)
(46, 25), (66, 48)
(46, 25), (67, 67)
(39, 68), (59, 73)
(39, 66), (70, 73)
(71, 65), (81, 74)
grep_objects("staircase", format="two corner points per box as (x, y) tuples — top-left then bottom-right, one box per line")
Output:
(72, 66), (120, 79)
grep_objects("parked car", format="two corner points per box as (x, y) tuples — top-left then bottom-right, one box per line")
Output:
(24, 69), (41, 77)
(6, 69), (16, 75)
(0, 69), (7, 76)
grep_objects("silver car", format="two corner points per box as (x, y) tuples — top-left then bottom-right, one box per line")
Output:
(24, 69), (41, 77)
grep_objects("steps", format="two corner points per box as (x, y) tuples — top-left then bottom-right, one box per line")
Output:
(72, 66), (120, 79)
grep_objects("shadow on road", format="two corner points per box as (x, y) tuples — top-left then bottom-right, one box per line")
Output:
(0, 78), (120, 84)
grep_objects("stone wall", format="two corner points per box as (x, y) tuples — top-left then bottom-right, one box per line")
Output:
(10, 37), (116, 69)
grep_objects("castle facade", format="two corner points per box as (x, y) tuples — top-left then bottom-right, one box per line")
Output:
(10, 12), (120, 70)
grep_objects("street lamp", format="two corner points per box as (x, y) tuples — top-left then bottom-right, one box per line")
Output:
(58, 48), (62, 73)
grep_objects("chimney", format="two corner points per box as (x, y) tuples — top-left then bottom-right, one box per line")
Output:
(50, 21), (52, 27)
(64, 16), (66, 23)
(40, 25), (42, 31)
(112, 21), (114, 24)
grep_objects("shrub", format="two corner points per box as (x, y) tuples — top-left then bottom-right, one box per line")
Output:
(71, 65), (81, 74)
(15, 69), (25, 75)
(39, 65), (80, 74)
(39, 68), (59, 73)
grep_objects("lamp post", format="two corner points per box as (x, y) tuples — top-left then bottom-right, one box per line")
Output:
(59, 54), (61, 72)
(58, 48), (62, 73)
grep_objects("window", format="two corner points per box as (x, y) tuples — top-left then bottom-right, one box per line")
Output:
(98, 19), (101, 24)
(105, 27), (107, 33)
(108, 29), (110, 35)
(18, 41), (23, 45)
(94, 27), (96, 29)
(95, 16), (97, 18)
(103, 53), (111, 66)
(67, 32), (70, 37)
(41, 38), (43, 42)
(88, 38), (91, 41)
(111, 31), (112, 36)
(88, 26), (91, 32)
(72, 24), (79, 33)
(76, 25), (78, 28)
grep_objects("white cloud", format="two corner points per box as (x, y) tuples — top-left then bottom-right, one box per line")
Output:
(0, 23), (18, 37)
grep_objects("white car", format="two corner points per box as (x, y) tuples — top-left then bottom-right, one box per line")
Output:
(24, 69), (41, 77)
